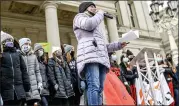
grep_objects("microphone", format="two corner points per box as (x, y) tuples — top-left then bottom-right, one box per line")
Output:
(104, 13), (113, 19)
(88, 11), (113, 19)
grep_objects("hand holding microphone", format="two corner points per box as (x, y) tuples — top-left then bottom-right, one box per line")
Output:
(95, 9), (114, 19)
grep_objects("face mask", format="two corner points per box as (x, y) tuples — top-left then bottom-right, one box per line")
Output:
(87, 11), (95, 16)
(157, 57), (163, 62)
(38, 50), (44, 57)
(167, 57), (172, 61)
(5, 41), (14, 48)
(111, 55), (117, 61)
(21, 45), (31, 53)
(123, 57), (129, 63)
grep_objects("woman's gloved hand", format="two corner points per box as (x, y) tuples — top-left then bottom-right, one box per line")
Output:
(38, 83), (43, 91)
(80, 81), (86, 91)
(54, 84), (59, 91)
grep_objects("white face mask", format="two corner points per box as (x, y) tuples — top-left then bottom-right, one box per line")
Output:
(111, 55), (117, 61)
(21, 45), (31, 53)
(123, 57), (129, 63)
(38, 50), (44, 57)
(157, 57), (163, 62)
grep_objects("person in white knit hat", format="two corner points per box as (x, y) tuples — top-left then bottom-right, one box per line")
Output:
(47, 47), (75, 105)
(19, 38), (42, 105)
(1, 31), (14, 43)
(0, 31), (31, 105)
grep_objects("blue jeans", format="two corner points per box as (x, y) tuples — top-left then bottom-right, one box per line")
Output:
(84, 63), (107, 105)
(41, 96), (48, 106)
(174, 89), (179, 106)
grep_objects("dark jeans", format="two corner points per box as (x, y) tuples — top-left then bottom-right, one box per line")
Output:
(4, 100), (22, 106)
(174, 88), (179, 106)
(26, 99), (39, 105)
(41, 96), (49, 106)
(68, 95), (81, 106)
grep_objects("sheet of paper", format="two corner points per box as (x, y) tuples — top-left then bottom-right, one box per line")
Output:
(119, 30), (139, 42)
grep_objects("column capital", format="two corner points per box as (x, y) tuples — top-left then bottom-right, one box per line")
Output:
(43, 2), (58, 10)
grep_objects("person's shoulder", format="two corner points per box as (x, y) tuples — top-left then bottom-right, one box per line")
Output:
(74, 13), (88, 19)
(16, 49), (23, 55)
(48, 58), (55, 64)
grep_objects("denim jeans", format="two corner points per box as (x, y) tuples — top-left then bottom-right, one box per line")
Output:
(174, 88), (179, 106)
(84, 63), (107, 105)
(41, 96), (48, 106)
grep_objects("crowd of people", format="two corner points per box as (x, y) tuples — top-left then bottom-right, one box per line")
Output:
(0, 32), (85, 106)
(0, 1), (179, 106)
(0, 31), (178, 106)
(109, 50), (179, 106)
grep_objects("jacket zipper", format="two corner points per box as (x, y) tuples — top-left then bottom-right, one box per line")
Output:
(26, 56), (32, 98)
(10, 54), (17, 98)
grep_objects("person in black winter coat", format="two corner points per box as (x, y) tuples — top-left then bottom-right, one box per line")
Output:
(48, 47), (74, 106)
(34, 43), (50, 106)
(157, 54), (178, 106)
(63, 44), (84, 105)
(119, 55), (138, 95)
(0, 31), (30, 105)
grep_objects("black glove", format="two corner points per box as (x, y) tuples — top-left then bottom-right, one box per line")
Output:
(133, 74), (138, 79)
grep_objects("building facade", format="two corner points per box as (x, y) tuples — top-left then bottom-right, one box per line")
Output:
(1, 1), (168, 62)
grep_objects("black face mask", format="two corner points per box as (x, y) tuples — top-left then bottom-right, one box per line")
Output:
(87, 11), (95, 16)
(70, 51), (75, 58)
(129, 58), (133, 61)
(167, 57), (172, 61)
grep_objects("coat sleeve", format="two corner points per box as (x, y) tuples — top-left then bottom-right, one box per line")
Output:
(106, 42), (122, 53)
(35, 56), (42, 84)
(120, 64), (136, 81)
(73, 11), (104, 31)
(65, 62), (72, 80)
(47, 60), (57, 86)
(20, 54), (30, 92)
(123, 74), (136, 81)
(164, 67), (178, 82)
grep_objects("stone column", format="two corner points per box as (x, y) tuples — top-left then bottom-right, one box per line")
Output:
(106, 17), (122, 64)
(167, 30), (178, 65)
(44, 2), (60, 57)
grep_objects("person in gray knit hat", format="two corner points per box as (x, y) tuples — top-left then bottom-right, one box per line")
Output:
(63, 44), (85, 105)
(63, 44), (74, 54)
(73, 2), (127, 105)
(34, 43), (50, 106)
